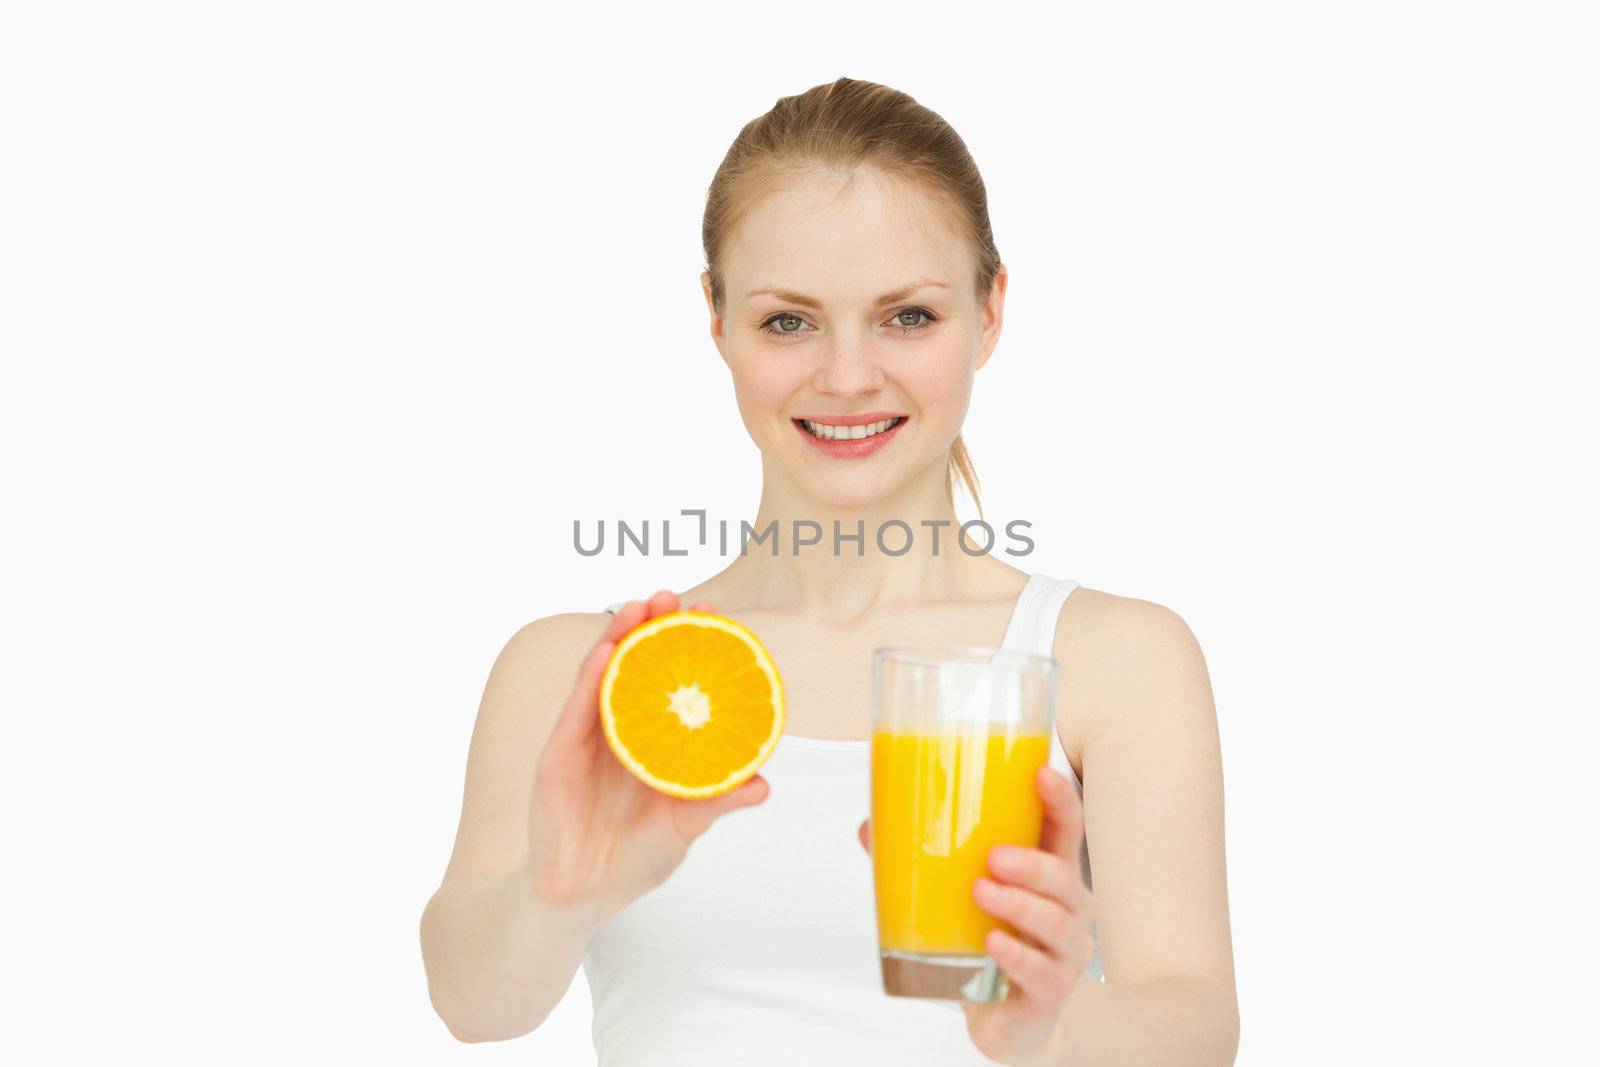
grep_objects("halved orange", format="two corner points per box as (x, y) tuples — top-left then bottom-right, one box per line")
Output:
(599, 610), (785, 798)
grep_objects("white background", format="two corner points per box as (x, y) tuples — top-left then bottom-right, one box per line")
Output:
(3, 2), (1596, 1063)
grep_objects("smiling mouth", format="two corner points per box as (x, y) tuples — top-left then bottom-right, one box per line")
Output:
(794, 416), (907, 441)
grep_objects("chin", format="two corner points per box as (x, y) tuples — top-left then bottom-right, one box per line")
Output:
(796, 474), (903, 511)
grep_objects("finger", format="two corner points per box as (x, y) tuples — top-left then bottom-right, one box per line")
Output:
(581, 591), (700, 766)
(1036, 764), (1085, 861)
(671, 774), (770, 840)
(857, 818), (871, 855)
(987, 844), (1084, 913)
(603, 588), (694, 651)
(973, 876), (1076, 958)
(604, 599), (651, 643)
(607, 588), (689, 642)
(645, 588), (681, 618)
(565, 591), (686, 747)
(609, 589), (683, 638)
(688, 600), (715, 613)
(707, 773), (769, 816)
(985, 927), (1072, 1006)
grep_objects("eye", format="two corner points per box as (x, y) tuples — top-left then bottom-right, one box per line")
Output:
(889, 308), (938, 333)
(758, 312), (811, 339)
(757, 307), (940, 341)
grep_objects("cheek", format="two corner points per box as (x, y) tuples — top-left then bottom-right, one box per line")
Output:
(895, 339), (974, 413)
(726, 347), (805, 418)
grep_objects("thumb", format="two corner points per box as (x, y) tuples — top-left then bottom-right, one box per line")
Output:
(857, 818), (871, 855)
(671, 774), (770, 840)
(539, 638), (616, 776)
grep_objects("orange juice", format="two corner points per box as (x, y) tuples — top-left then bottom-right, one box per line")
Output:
(870, 727), (1050, 955)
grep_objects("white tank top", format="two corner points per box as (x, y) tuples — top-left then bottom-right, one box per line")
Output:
(582, 573), (1103, 1065)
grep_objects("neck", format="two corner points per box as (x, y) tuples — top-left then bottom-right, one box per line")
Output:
(717, 459), (1009, 622)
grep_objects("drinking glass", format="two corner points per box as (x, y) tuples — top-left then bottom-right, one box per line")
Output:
(869, 644), (1060, 1003)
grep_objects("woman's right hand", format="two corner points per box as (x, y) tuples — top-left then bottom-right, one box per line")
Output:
(525, 589), (771, 924)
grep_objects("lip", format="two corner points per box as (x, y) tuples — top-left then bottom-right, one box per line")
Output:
(792, 414), (907, 459)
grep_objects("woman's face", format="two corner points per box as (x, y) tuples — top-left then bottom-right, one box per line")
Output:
(704, 167), (1005, 510)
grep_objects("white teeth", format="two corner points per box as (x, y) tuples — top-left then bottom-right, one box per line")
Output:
(802, 417), (902, 440)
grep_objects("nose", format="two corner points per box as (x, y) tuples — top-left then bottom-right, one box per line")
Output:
(811, 335), (887, 397)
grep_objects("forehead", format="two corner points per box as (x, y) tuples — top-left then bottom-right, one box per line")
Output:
(724, 167), (972, 301)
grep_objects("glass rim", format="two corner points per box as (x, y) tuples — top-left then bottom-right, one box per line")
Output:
(872, 643), (1059, 674)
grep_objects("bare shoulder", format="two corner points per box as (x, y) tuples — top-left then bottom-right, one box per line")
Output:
(1054, 585), (1215, 745)
(468, 609), (616, 767)
(439, 610), (613, 881)
(1056, 585), (1205, 663)
(489, 610), (614, 694)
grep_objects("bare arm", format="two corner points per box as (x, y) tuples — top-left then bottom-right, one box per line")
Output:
(419, 612), (605, 1041)
(1046, 595), (1239, 1065)
(419, 592), (770, 1043)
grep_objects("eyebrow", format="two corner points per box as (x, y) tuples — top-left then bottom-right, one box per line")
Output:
(742, 278), (951, 310)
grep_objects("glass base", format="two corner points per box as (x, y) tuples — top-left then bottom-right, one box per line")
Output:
(880, 949), (1010, 1004)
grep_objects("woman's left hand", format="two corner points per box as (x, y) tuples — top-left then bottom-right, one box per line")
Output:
(856, 762), (1097, 1066)
(963, 763), (1097, 1065)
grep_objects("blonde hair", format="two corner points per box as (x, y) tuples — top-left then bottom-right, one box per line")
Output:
(702, 77), (999, 517)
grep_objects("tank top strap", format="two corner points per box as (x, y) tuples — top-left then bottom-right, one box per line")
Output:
(998, 573), (1087, 800)
(999, 573), (1081, 657)
(1006, 574), (1095, 953)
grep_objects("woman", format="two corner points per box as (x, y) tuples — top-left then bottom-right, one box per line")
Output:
(420, 77), (1238, 1066)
